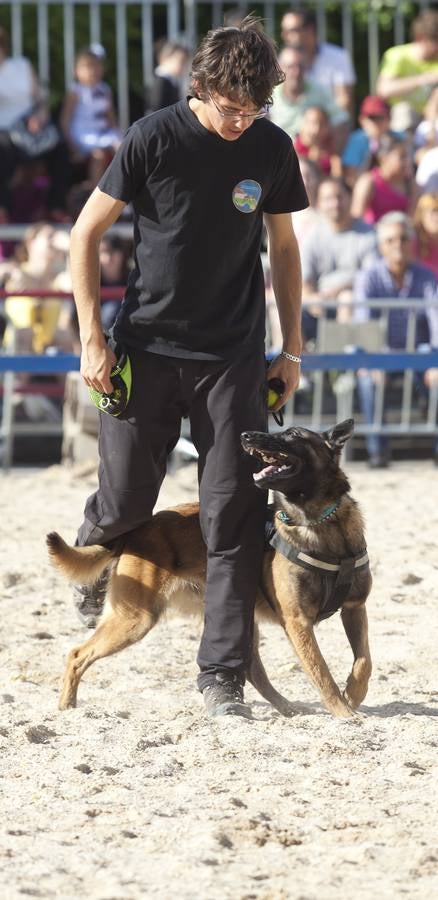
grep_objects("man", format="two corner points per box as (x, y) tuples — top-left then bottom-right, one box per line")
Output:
(377, 9), (438, 115)
(69, 18), (307, 719)
(354, 212), (438, 467)
(300, 177), (376, 340)
(270, 46), (349, 143)
(280, 7), (356, 113)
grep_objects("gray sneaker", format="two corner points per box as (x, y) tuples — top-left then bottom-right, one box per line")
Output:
(202, 673), (252, 719)
(73, 569), (110, 628)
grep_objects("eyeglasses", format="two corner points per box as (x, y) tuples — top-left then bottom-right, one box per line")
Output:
(208, 94), (269, 121)
(382, 235), (410, 244)
(365, 114), (387, 122)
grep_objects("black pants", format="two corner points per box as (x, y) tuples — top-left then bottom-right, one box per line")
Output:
(77, 348), (268, 689)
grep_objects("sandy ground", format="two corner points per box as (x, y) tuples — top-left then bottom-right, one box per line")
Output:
(1, 456), (437, 900)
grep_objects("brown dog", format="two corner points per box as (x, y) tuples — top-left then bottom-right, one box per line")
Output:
(47, 418), (372, 718)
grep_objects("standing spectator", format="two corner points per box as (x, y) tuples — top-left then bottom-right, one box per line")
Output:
(342, 95), (393, 186)
(413, 193), (438, 278)
(270, 46), (349, 142)
(354, 212), (438, 467)
(280, 6), (356, 114)
(294, 106), (341, 176)
(351, 133), (415, 224)
(301, 177), (376, 340)
(0, 26), (69, 222)
(377, 9), (438, 116)
(144, 41), (190, 113)
(60, 46), (122, 187)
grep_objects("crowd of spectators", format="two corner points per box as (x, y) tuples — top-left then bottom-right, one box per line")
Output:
(1, 5), (438, 464)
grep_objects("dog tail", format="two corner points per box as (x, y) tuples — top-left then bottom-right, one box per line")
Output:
(46, 532), (119, 585)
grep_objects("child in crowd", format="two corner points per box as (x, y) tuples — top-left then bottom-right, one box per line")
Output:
(341, 95), (394, 185)
(60, 46), (122, 187)
(294, 105), (341, 175)
(351, 132), (415, 223)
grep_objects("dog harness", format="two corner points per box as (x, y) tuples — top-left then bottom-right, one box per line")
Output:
(265, 506), (370, 622)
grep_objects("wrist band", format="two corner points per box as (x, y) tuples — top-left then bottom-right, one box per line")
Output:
(281, 350), (302, 363)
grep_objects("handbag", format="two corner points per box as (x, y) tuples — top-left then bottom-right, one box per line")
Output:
(9, 106), (60, 158)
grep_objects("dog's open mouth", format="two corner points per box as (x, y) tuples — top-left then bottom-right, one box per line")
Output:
(246, 447), (297, 483)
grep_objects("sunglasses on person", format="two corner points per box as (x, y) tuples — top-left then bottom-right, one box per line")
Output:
(208, 94), (269, 121)
(364, 114), (387, 122)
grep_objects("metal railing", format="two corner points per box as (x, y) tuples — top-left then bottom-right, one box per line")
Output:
(286, 298), (438, 445)
(0, 1), (430, 130)
(1, 295), (438, 468)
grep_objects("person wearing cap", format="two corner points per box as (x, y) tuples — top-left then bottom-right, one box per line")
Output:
(377, 9), (438, 115)
(341, 96), (394, 186)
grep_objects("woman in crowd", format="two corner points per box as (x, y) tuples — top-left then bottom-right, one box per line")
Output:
(294, 105), (341, 176)
(413, 192), (438, 277)
(351, 133), (416, 223)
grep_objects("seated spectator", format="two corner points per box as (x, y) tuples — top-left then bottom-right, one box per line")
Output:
(60, 46), (122, 188)
(300, 177), (376, 342)
(377, 9), (438, 116)
(342, 95), (393, 186)
(67, 233), (132, 349)
(145, 41), (190, 113)
(3, 222), (73, 353)
(270, 46), (349, 143)
(280, 6), (356, 114)
(292, 156), (322, 244)
(100, 234), (132, 330)
(351, 133), (415, 224)
(414, 87), (438, 163)
(354, 212), (438, 467)
(413, 193), (438, 278)
(0, 26), (70, 222)
(294, 106), (341, 176)
(415, 145), (438, 194)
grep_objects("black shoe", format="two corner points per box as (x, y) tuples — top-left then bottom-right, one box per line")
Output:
(368, 453), (389, 469)
(73, 569), (110, 628)
(202, 673), (252, 719)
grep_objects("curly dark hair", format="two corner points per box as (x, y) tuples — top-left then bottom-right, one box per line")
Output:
(189, 15), (285, 109)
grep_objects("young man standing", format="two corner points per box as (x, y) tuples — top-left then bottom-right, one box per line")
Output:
(69, 18), (307, 719)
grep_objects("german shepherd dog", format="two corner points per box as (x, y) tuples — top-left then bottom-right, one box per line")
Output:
(47, 418), (372, 718)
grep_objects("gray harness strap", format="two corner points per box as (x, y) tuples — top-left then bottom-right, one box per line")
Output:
(268, 529), (369, 622)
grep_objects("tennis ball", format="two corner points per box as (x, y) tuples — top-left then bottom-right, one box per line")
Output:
(268, 389), (280, 409)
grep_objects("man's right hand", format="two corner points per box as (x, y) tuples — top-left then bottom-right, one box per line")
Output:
(80, 339), (117, 394)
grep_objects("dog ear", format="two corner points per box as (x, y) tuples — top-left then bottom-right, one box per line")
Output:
(324, 418), (354, 451)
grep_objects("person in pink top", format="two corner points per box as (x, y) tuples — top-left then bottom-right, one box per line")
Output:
(351, 132), (415, 223)
(413, 192), (438, 277)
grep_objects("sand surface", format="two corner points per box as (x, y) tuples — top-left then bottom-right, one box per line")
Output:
(1, 457), (437, 899)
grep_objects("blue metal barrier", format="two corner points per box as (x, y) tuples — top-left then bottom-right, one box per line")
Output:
(2, 350), (438, 375)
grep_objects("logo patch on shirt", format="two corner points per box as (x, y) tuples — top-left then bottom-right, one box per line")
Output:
(232, 179), (262, 214)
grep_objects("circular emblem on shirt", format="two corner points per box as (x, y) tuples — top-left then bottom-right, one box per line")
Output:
(232, 179), (262, 214)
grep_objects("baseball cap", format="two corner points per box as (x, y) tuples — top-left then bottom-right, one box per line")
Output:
(360, 95), (390, 118)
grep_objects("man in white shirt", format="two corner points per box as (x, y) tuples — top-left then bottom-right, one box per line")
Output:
(280, 6), (356, 114)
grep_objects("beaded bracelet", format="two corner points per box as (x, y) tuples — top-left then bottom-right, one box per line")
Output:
(281, 350), (302, 363)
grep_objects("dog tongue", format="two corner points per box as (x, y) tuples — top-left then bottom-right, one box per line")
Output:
(253, 465), (278, 482)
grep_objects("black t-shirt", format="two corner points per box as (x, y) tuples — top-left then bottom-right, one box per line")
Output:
(99, 99), (308, 359)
